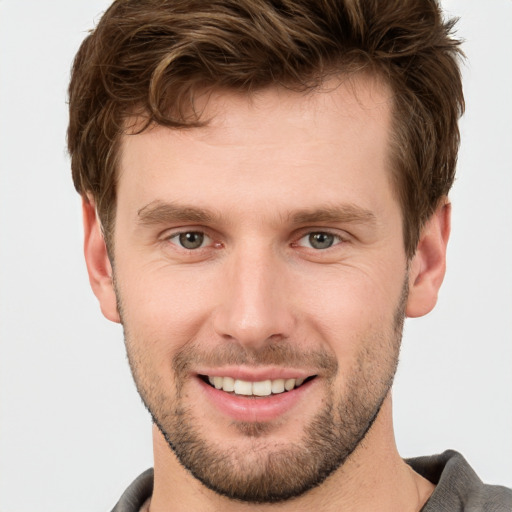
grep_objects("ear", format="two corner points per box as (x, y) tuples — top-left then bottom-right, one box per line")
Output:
(82, 197), (121, 323)
(406, 200), (451, 318)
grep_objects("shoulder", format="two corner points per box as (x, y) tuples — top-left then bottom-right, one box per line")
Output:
(406, 450), (512, 512)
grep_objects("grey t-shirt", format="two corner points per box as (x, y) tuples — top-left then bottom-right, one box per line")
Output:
(406, 450), (512, 511)
(111, 450), (512, 511)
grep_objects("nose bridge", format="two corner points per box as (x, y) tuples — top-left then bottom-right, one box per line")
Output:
(213, 239), (293, 347)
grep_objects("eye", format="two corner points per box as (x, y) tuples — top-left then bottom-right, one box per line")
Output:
(297, 232), (342, 250)
(169, 231), (211, 250)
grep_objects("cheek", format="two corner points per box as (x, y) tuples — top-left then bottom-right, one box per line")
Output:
(116, 266), (218, 361)
(296, 264), (404, 355)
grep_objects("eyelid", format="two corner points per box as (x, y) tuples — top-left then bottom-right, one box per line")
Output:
(160, 225), (209, 239)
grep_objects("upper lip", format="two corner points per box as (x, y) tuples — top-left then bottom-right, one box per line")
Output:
(196, 366), (316, 381)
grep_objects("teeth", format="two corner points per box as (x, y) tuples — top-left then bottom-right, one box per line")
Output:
(252, 380), (272, 396)
(213, 376), (223, 390)
(207, 376), (308, 396)
(222, 376), (235, 392)
(234, 379), (253, 396)
(284, 378), (296, 391)
(271, 379), (285, 394)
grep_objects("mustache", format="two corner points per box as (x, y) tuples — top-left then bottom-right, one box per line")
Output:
(172, 342), (338, 377)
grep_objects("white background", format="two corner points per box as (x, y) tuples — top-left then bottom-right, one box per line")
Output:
(0, 1), (510, 510)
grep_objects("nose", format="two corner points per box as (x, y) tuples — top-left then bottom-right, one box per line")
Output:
(212, 243), (295, 349)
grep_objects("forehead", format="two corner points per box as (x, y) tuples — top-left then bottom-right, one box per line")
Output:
(178, 74), (392, 141)
(117, 74), (395, 223)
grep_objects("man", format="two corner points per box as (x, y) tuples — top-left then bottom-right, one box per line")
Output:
(67, 0), (511, 510)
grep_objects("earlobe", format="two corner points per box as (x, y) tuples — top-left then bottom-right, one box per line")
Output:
(406, 201), (451, 318)
(82, 197), (121, 323)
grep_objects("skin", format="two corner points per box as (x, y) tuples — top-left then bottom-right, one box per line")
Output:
(83, 75), (450, 511)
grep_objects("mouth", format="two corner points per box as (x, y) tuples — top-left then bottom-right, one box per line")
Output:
(200, 374), (317, 397)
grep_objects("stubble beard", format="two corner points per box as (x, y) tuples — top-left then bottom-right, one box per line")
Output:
(118, 280), (407, 504)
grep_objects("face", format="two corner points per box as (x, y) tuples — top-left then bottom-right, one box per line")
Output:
(110, 77), (410, 502)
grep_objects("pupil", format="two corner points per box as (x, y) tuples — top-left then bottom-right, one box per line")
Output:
(309, 232), (334, 249)
(179, 232), (204, 249)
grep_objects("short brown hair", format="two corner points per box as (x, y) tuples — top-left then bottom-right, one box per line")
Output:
(68, 0), (464, 257)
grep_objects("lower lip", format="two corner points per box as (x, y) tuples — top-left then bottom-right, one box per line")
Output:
(198, 377), (315, 423)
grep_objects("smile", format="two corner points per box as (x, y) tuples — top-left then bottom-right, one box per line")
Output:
(204, 375), (315, 396)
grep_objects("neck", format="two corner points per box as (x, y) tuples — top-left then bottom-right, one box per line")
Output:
(148, 395), (434, 512)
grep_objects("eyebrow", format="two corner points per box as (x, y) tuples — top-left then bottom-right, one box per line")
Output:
(290, 205), (376, 225)
(137, 201), (216, 225)
(137, 200), (376, 227)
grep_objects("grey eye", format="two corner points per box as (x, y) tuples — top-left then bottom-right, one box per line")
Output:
(307, 232), (335, 250)
(177, 232), (206, 249)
